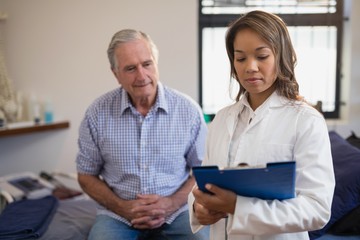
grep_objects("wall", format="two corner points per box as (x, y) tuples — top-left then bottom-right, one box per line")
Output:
(0, 0), (359, 176)
(0, 0), (198, 175)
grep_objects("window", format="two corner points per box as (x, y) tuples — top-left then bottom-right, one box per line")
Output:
(199, 0), (344, 119)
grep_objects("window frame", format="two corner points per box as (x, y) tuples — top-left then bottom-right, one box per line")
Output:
(198, 0), (344, 119)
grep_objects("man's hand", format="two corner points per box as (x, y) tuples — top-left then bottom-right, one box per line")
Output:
(78, 174), (181, 229)
(121, 194), (176, 229)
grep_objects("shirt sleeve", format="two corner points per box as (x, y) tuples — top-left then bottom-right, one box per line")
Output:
(184, 106), (208, 168)
(76, 107), (103, 175)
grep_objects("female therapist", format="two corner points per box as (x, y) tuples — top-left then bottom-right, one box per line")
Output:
(188, 10), (335, 240)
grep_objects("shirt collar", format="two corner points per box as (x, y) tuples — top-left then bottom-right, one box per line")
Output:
(238, 90), (286, 111)
(226, 90), (288, 133)
(119, 82), (168, 115)
(239, 92), (252, 113)
(152, 82), (169, 113)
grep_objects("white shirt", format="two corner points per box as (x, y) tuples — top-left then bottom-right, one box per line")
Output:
(189, 92), (335, 240)
(229, 94), (265, 167)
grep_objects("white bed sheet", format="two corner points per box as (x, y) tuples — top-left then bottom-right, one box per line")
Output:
(39, 197), (97, 240)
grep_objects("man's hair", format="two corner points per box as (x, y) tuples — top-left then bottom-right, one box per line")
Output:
(107, 29), (159, 71)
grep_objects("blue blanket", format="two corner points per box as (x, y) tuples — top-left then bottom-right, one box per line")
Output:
(0, 196), (58, 239)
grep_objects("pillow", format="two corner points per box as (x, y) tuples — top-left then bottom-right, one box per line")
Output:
(309, 131), (360, 239)
(328, 204), (360, 235)
(347, 131), (360, 150)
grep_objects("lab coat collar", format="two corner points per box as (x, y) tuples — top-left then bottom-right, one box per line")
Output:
(225, 91), (287, 134)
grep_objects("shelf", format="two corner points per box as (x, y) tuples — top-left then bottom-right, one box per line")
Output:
(0, 121), (70, 137)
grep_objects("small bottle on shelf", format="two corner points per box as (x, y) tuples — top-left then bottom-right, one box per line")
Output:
(44, 100), (54, 124)
(29, 94), (41, 124)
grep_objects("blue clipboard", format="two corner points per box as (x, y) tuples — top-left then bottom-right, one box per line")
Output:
(192, 161), (296, 200)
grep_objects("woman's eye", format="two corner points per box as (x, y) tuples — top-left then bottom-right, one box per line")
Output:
(258, 55), (269, 60)
(236, 58), (246, 62)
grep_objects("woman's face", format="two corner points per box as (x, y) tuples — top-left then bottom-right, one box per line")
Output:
(233, 28), (277, 106)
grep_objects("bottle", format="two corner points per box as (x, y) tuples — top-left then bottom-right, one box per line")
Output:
(44, 100), (54, 124)
(0, 109), (6, 128)
(29, 94), (40, 124)
(33, 102), (41, 124)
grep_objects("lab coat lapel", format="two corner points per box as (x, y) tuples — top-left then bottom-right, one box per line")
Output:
(225, 102), (244, 136)
(245, 91), (283, 132)
(246, 107), (270, 131)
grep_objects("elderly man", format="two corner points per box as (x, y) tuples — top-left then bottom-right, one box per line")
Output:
(76, 29), (208, 240)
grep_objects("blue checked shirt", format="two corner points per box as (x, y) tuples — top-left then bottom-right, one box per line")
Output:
(76, 82), (207, 226)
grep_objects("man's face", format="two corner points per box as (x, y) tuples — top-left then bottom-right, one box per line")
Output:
(112, 38), (159, 104)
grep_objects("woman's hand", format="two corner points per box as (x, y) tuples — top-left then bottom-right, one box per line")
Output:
(193, 200), (227, 225)
(193, 184), (237, 215)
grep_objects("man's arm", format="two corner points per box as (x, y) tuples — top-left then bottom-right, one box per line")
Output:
(78, 173), (169, 229)
(168, 176), (196, 212)
(77, 174), (127, 214)
(78, 174), (196, 229)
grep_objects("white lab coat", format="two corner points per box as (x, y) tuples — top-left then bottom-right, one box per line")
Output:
(189, 92), (335, 240)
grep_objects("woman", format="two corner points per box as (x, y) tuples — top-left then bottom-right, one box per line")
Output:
(188, 10), (335, 240)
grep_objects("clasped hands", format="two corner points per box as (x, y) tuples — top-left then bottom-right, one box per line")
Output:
(121, 194), (175, 229)
(192, 184), (237, 225)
